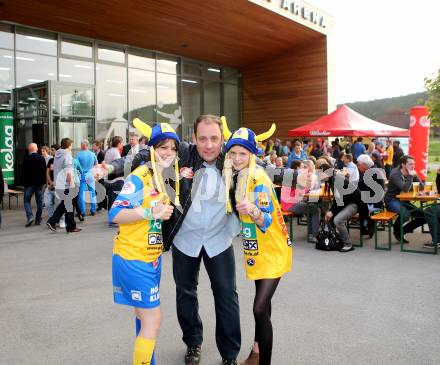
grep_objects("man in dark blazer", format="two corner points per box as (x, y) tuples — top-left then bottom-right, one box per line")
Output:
(22, 143), (47, 226)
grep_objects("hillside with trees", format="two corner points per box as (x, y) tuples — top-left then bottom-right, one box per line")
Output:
(339, 92), (428, 130)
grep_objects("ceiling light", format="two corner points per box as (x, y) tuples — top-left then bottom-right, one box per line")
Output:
(25, 36), (56, 43)
(0, 90), (12, 93)
(27, 79), (44, 82)
(100, 49), (123, 54)
(27, 97), (37, 100)
(182, 79), (198, 84)
(59, 74), (73, 78)
(207, 68), (221, 73)
(108, 93), (125, 97)
(0, 67), (11, 71)
(74, 64), (92, 69)
(3, 55), (13, 59)
(157, 85), (169, 89)
(106, 79), (124, 84)
(17, 56), (35, 62)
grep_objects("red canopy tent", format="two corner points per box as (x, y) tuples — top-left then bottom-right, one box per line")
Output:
(288, 105), (409, 137)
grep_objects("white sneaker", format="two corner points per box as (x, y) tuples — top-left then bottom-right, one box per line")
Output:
(423, 242), (440, 249)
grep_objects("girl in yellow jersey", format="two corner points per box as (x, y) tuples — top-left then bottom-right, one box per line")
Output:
(224, 126), (292, 365)
(109, 120), (180, 365)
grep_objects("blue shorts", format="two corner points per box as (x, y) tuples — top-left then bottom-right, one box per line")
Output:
(112, 254), (162, 308)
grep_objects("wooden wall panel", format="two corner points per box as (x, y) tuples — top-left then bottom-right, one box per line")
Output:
(242, 36), (328, 139)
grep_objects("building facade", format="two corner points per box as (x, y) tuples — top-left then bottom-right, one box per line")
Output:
(1, 0), (334, 184)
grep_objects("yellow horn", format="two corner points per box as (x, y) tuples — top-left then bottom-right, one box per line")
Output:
(256, 123), (276, 142)
(133, 118), (153, 139)
(221, 116), (232, 140)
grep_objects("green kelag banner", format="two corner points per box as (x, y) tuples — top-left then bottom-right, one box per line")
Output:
(0, 110), (14, 185)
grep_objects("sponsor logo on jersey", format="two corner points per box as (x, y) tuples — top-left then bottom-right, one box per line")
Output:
(148, 233), (163, 245)
(149, 220), (162, 232)
(257, 192), (269, 207)
(287, 238), (292, 247)
(247, 258), (255, 266)
(150, 189), (159, 196)
(121, 181), (136, 195)
(241, 222), (257, 240)
(131, 290), (142, 301)
(113, 286), (123, 294)
(113, 200), (131, 207)
(149, 285), (159, 302)
(243, 239), (258, 251)
(152, 259), (159, 269)
(276, 208), (289, 236)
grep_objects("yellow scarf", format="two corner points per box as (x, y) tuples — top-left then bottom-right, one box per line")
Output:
(150, 146), (181, 207)
(224, 153), (256, 213)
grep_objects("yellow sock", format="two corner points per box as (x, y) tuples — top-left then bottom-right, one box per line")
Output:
(133, 336), (156, 365)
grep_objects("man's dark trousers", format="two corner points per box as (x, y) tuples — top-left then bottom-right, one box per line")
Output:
(172, 245), (241, 360)
(47, 188), (78, 230)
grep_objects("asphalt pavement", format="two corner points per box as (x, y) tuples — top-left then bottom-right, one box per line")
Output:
(1, 204), (440, 365)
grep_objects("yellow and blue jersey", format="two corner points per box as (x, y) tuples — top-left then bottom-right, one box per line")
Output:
(109, 165), (165, 263)
(237, 167), (292, 280)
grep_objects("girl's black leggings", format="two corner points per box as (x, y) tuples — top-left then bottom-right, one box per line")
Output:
(253, 278), (280, 365)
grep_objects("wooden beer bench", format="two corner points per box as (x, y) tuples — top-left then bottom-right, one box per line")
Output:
(1, 184), (24, 209)
(370, 211), (398, 251)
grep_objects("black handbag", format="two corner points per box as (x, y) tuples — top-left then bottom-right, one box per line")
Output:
(315, 221), (344, 251)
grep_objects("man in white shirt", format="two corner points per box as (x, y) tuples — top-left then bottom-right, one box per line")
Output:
(343, 153), (359, 182)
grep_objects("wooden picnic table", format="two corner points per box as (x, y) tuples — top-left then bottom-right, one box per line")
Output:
(395, 192), (439, 254)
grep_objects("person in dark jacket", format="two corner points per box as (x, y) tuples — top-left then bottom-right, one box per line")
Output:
(384, 155), (426, 243)
(423, 169), (440, 249)
(22, 143), (47, 226)
(392, 140), (404, 168)
(325, 166), (369, 252)
(92, 140), (105, 164)
(0, 165), (4, 229)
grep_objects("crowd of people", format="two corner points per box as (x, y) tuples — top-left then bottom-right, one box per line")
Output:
(16, 134), (143, 233)
(2, 117), (440, 365)
(255, 136), (439, 251)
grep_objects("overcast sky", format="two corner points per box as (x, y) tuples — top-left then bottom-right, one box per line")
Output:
(309, 0), (440, 104)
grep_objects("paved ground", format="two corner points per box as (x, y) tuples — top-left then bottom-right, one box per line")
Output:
(1, 203), (440, 365)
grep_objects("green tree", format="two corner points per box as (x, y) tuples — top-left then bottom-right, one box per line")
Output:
(425, 68), (440, 125)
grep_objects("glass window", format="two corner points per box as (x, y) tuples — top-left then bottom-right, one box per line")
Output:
(157, 55), (179, 74)
(52, 83), (94, 117)
(183, 62), (201, 77)
(128, 69), (156, 126)
(16, 30), (57, 56)
(128, 52), (155, 71)
(224, 83), (241, 132)
(223, 67), (240, 84)
(98, 47), (125, 64)
(205, 66), (221, 80)
(61, 39), (93, 59)
(96, 64), (127, 145)
(16, 52), (57, 87)
(182, 78), (201, 129)
(203, 81), (221, 115)
(59, 58), (94, 84)
(156, 73), (181, 128)
(0, 24), (13, 49)
(0, 49), (14, 109)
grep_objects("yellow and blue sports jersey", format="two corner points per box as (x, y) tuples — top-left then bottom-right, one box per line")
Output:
(237, 167), (292, 280)
(109, 165), (166, 263)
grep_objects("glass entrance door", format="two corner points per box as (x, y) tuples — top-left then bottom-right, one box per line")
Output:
(51, 81), (95, 155)
(14, 82), (50, 184)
